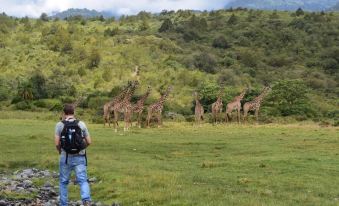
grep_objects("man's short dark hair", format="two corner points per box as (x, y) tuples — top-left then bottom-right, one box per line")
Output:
(63, 104), (75, 115)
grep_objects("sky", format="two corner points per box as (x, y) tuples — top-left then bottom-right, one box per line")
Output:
(0, 0), (230, 17)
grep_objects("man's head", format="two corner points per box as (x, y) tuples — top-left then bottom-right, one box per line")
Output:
(63, 104), (75, 116)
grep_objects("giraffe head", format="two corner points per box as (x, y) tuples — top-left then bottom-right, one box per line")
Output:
(146, 85), (152, 93)
(238, 88), (248, 99)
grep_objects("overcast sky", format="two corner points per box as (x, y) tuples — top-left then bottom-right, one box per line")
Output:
(0, 0), (230, 17)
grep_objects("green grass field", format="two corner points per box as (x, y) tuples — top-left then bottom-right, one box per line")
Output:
(0, 118), (338, 205)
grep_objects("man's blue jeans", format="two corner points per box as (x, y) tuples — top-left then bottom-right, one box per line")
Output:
(59, 154), (91, 206)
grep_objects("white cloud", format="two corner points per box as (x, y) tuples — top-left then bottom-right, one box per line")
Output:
(0, 0), (229, 17)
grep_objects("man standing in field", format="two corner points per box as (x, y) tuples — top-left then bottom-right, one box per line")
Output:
(55, 104), (92, 206)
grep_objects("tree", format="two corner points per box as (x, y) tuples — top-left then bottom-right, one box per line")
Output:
(267, 80), (314, 117)
(40, 13), (49, 21)
(87, 49), (101, 69)
(193, 53), (217, 73)
(30, 72), (48, 99)
(158, 19), (174, 32)
(104, 27), (119, 36)
(212, 36), (231, 49)
(227, 14), (238, 25)
(139, 19), (150, 31)
(17, 81), (33, 101)
(296, 8), (304, 16)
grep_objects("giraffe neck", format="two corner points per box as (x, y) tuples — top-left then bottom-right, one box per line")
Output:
(156, 90), (170, 106)
(138, 90), (150, 104)
(113, 86), (130, 102)
(123, 86), (137, 103)
(254, 89), (269, 103)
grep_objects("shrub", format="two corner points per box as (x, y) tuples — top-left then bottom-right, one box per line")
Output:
(88, 96), (111, 110)
(266, 80), (316, 117)
(15, 101), (33, 110)
(212, 36), (231, 49)
(193, 53), (217, 73)
(104, 27), (119, 37)
(87, 49), (101, 69)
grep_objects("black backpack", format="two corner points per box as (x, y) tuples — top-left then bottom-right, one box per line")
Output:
(60, 119), (87, 164)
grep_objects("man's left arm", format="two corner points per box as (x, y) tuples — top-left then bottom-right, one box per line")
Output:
(55, 123), (62, 154)
(55, 134), (61, 154)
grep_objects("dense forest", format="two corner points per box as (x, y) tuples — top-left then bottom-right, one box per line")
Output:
(0, 8), (338, 124)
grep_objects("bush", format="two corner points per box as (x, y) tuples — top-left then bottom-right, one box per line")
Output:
(212, 36), (231, 49)
(104, 27), (119, 37)
(33, 99), (62, 109)
(193, 53), (217, 73)
(159, 19), (174, 32)
(88, 96), (111, 110)
(266, 80), (316, 117)
(87, 49), (101, 69)
(15, 101), (33, 110)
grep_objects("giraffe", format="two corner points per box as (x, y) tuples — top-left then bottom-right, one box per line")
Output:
(146, 86), (173, 128)
(225, 88), (248, 124)
(103, 81), (132, 127)
(112, 80), (139, 132)
(211, 92), (223, 124)
(194, 92), (204, 125)
(243, 86), (271, 122)
(125, 85), (152, 129)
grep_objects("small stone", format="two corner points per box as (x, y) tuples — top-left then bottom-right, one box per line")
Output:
(44, 181), (53, 187)
(16, 186), (25, 193)
(263, 189), (273, 196)
(88, 177), (97, 183)
(0, 200), (6, 206)
(22, 169), (34, 177)
(28, 187), (38, 193)
(41, 170), (51, 177)
(23, 180), (33, 188)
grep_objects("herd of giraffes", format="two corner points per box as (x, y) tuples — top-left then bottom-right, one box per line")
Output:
(202, 86), (271, 125)
(102, 80), (173, 132)
(100, 79), (271, 131)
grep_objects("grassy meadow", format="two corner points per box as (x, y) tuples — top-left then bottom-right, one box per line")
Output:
(0, 114), (338, 205)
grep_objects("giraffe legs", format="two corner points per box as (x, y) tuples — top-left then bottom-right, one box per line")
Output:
(124, 111), (130, 132)
(137, 111), (143, 128)
(113, 110), (119, 132)
(237, 108), (241, 124)
(157, 112), (162, 128)
(243, 107), (249, 122)
(225, 111), (230, 123)
(146, 110), (152, 128)
(255, 108), (259, 123)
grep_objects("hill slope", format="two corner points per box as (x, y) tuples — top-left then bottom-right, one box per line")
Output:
(0, 10), (338, 120)
(52, 8), (114, 19)
(225, 0), (339, 11)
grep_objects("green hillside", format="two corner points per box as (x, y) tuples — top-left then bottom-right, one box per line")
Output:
(225, 0), (338, 11)
(0, 9), (338, 123)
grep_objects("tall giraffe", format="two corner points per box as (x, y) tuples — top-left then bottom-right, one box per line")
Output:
(243, 86), (271, 122)
(112, 80), (139, 132)
(146, 86), (173, 128)
(125, 85), (152, 129)
(211, 92), (223, 124)
(103, 81), (132, 127)
(225, 88), (248, 124)
(194, 92), (204, 125)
